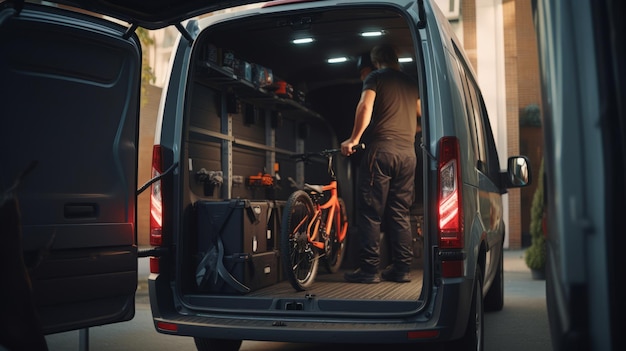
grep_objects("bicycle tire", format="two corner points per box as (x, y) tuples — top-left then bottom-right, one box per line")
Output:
(323, 197), (348, 273)
(281, 190), (319, 291)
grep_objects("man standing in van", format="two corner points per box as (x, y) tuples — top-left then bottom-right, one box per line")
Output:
(341, 44), (421, 284)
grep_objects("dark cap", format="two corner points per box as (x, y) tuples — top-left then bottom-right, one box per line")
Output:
(356, 52), (374, 71)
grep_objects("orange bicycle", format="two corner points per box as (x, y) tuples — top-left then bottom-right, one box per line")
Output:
(281, 144), (364, 291)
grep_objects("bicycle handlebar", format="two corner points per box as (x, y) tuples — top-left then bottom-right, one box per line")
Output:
(321, 143), (365, 156)
(290, 143), (365, 162)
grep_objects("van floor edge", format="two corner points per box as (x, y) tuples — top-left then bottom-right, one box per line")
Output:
(231, 269), (424, 300)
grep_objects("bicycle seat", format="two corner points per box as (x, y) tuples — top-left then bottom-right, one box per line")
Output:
(304, 183), (324, 194)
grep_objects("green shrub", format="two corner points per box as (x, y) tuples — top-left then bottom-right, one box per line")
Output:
(525, 234), (546, 269)
(520, 103), (542, 127)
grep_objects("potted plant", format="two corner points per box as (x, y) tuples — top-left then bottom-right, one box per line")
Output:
(525, 158), (546, 279)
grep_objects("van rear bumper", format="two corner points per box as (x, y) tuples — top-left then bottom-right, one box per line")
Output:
(148, 274), (475, 344)
(152, 313), (442, 344)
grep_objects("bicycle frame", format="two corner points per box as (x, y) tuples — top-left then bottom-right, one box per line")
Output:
(281, 144), (363, 290)
(306, 179), (347, 250)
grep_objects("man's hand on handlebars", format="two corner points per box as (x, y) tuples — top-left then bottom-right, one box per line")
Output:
(341, 139), (361, 156)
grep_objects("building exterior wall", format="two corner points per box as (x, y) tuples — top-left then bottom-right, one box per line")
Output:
(448, 0), (540, 249)
(514, 0), (543, 247)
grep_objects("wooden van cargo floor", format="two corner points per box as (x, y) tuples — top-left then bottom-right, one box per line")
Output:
(246, 269), (423, 300)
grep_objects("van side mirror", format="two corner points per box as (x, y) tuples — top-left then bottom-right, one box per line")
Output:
(504, 156), (531, 188)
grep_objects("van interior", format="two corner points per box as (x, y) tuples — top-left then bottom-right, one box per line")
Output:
(178, 4), (426, 311)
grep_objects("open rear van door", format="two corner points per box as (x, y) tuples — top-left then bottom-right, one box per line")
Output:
(0, 3), (141, 334)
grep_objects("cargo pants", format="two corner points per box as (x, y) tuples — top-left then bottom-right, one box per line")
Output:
(356, 142), (416, 274)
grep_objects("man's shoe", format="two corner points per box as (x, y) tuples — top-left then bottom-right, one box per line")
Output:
(381, 267), (411, 283)
(344, 268), (380, 284)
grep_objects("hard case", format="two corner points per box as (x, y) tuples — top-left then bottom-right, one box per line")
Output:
(196, 199), (272, 255)
(195, 199), (279, 293)
(221, 250), (279, 293)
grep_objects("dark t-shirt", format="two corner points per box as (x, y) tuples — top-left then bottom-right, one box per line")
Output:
(362, 68), (419, 148)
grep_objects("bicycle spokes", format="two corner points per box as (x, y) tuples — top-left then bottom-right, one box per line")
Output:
(281, 190), (319, 291)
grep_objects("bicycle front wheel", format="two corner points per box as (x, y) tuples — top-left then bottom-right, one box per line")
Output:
(323, 197), (348, 273)
(281, 190), (319, 291)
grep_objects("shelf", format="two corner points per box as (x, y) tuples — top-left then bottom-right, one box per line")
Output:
(197, 60), (323, 120)
(188, 126), (295, 156)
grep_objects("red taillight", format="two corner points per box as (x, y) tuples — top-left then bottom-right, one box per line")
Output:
(437, 137), (463, 249)
(150, 145), (163, 246)
(149, 256), (160, 274)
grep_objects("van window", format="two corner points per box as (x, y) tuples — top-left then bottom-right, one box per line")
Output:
(461, 63), (502, 183)
(453, 56), (481, 167)
(476, 92), (502, 183)
(452, 44), (501, 181)
(466, 76), (488, 167)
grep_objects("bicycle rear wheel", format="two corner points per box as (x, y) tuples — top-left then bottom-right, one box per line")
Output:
(281, 190), (319, 291)
(323, 197), (348, 273)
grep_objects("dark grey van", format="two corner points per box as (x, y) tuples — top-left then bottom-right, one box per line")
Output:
(1, 1), (530, 350)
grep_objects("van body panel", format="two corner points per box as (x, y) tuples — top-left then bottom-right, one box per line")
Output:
(533, 0), (626, 349)
(0, 3), (140, 334)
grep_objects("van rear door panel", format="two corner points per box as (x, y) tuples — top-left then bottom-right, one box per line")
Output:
(0, 4), (140, 334)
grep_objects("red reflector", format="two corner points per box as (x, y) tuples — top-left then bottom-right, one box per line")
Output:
(441, 260), (464, 277)
(149, 257), (160, 274)
(156, 321), (178, 332)
(149, 226), (162, 246)
(407, 330), (440, 339)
